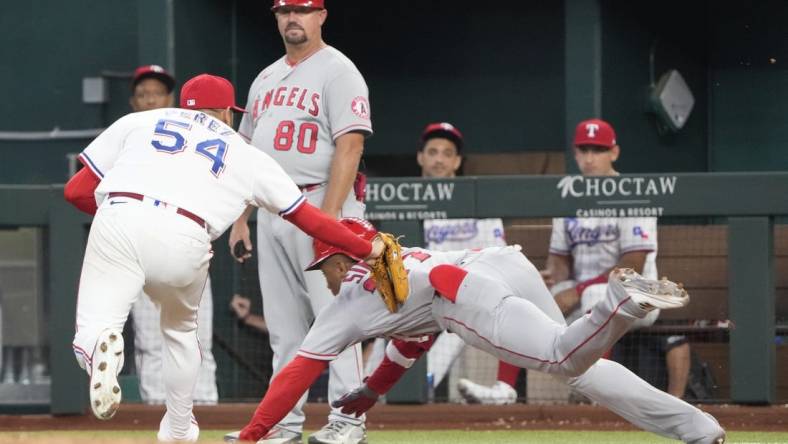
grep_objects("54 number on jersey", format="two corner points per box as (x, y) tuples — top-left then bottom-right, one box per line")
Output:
(151, 118), (228, 177)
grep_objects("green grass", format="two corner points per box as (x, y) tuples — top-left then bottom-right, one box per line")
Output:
(2, 430), (788, 443)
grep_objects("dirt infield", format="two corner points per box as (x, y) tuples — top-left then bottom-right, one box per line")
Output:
(0, 403), (786, 432)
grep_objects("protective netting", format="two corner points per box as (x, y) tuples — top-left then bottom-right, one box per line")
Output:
(0, 220), (784, 407)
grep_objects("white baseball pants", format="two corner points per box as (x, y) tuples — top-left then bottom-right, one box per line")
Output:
(133, 280), (218, 405)
(433, 247), (723, 443)
(72, 197), (212, 440)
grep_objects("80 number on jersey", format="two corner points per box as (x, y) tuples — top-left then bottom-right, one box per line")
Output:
(274, 120), (318, 154)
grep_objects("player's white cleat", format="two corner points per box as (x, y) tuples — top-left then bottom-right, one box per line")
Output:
(610, 268), (689, 314)
(89, 328), (124, 420)
(457, 379), (517, 405)
(308, 421), (367, 444)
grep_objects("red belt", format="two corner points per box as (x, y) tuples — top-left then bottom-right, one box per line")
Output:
(298, 183), (325, 193)
(107, 192), (206, 229)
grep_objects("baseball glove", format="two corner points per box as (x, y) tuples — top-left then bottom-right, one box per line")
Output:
(371, 233), (409, 313)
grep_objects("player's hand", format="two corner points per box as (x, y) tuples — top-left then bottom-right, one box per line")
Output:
(363, 235), (385, 266)
(229, 221), (253, 263)
(331, 383), (379, 417)
(230, 294), (251, 320)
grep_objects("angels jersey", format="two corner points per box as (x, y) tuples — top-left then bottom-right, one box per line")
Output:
(239, 46), (373, 185)
(297, 247), (480, 361)
(80, 108), (304, 240)
(549, 217), (658, 281)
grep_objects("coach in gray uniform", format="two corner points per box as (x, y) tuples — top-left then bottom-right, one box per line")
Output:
(229, 1), (371, 443)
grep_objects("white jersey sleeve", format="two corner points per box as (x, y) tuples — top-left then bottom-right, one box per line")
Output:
(548, 217), (571, 255)
(619, 217), (657, 254)
(79, 114), (137, 178)
(325, 70), (372, 140)
(250, 150), (305, 216)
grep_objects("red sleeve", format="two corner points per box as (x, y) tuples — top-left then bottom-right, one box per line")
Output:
(366, 337), (435, 395)
(240, 356), (328, 441)
(283, 202), (372, 259)
(63, 166), (100, 215)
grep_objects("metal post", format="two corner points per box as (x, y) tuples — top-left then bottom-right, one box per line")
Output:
(728, 216), (775, 403)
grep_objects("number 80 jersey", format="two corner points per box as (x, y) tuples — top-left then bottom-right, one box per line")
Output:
(239, 46), (373, 185)
(80, 108), (304, 240)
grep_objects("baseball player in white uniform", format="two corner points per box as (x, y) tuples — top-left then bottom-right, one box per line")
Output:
(64, 74), (383, 442)
(228, 1), (372, 443)
(229, 218), (725, 444)
(127, 64), (218, 406)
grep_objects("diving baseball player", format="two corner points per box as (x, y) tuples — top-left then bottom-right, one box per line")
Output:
(228, 1), (372, 442)
(230, 218), (725, 444)
(64, 74), (383, 442)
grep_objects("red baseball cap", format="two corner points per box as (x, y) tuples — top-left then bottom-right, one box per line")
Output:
(421, 122), (464, 152)
(305, 218), (377, 271)
(272, 0), (325, 11)
(573, 118), (617, 149)
(179, 74), (246, 112)
(131, 64), (175, 93)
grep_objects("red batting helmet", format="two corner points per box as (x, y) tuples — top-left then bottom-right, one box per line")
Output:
(305, 218), (377, 271)
(272, 0), (325, 11)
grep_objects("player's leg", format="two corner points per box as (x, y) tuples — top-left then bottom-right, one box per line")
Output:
(567, 359), (725, 443)
(131, 292), (166, 405)
(71, 208), (145, 420)
(433, 248), (681, 377)
(363, 338), (386, 378)
(305, 189), (367, 443)
(256, 209), (312, 438)
(304, 262), (364, 426)
(193, 278), (218, 405)
(152, 286), (203, 442)
(139, 208), (212, 442)
(427, 332), (466, 387)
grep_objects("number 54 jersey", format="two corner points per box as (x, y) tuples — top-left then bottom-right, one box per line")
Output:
(239, 46), (373, 185)
(79, 108), (304, 240)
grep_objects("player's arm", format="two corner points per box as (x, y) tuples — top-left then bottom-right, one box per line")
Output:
(616, 251), (648, 273)
(248, 148), (382, 262)
(63, 160), (101, 215)
(283, 202), (378, 260)
(542, 252), (572, 287)
(238, 355), (328, 441)
(321, 131), (365, 217)
(332, 336), (435, 417)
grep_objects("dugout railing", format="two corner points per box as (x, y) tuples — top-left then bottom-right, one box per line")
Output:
(0, 172), (785, 413)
